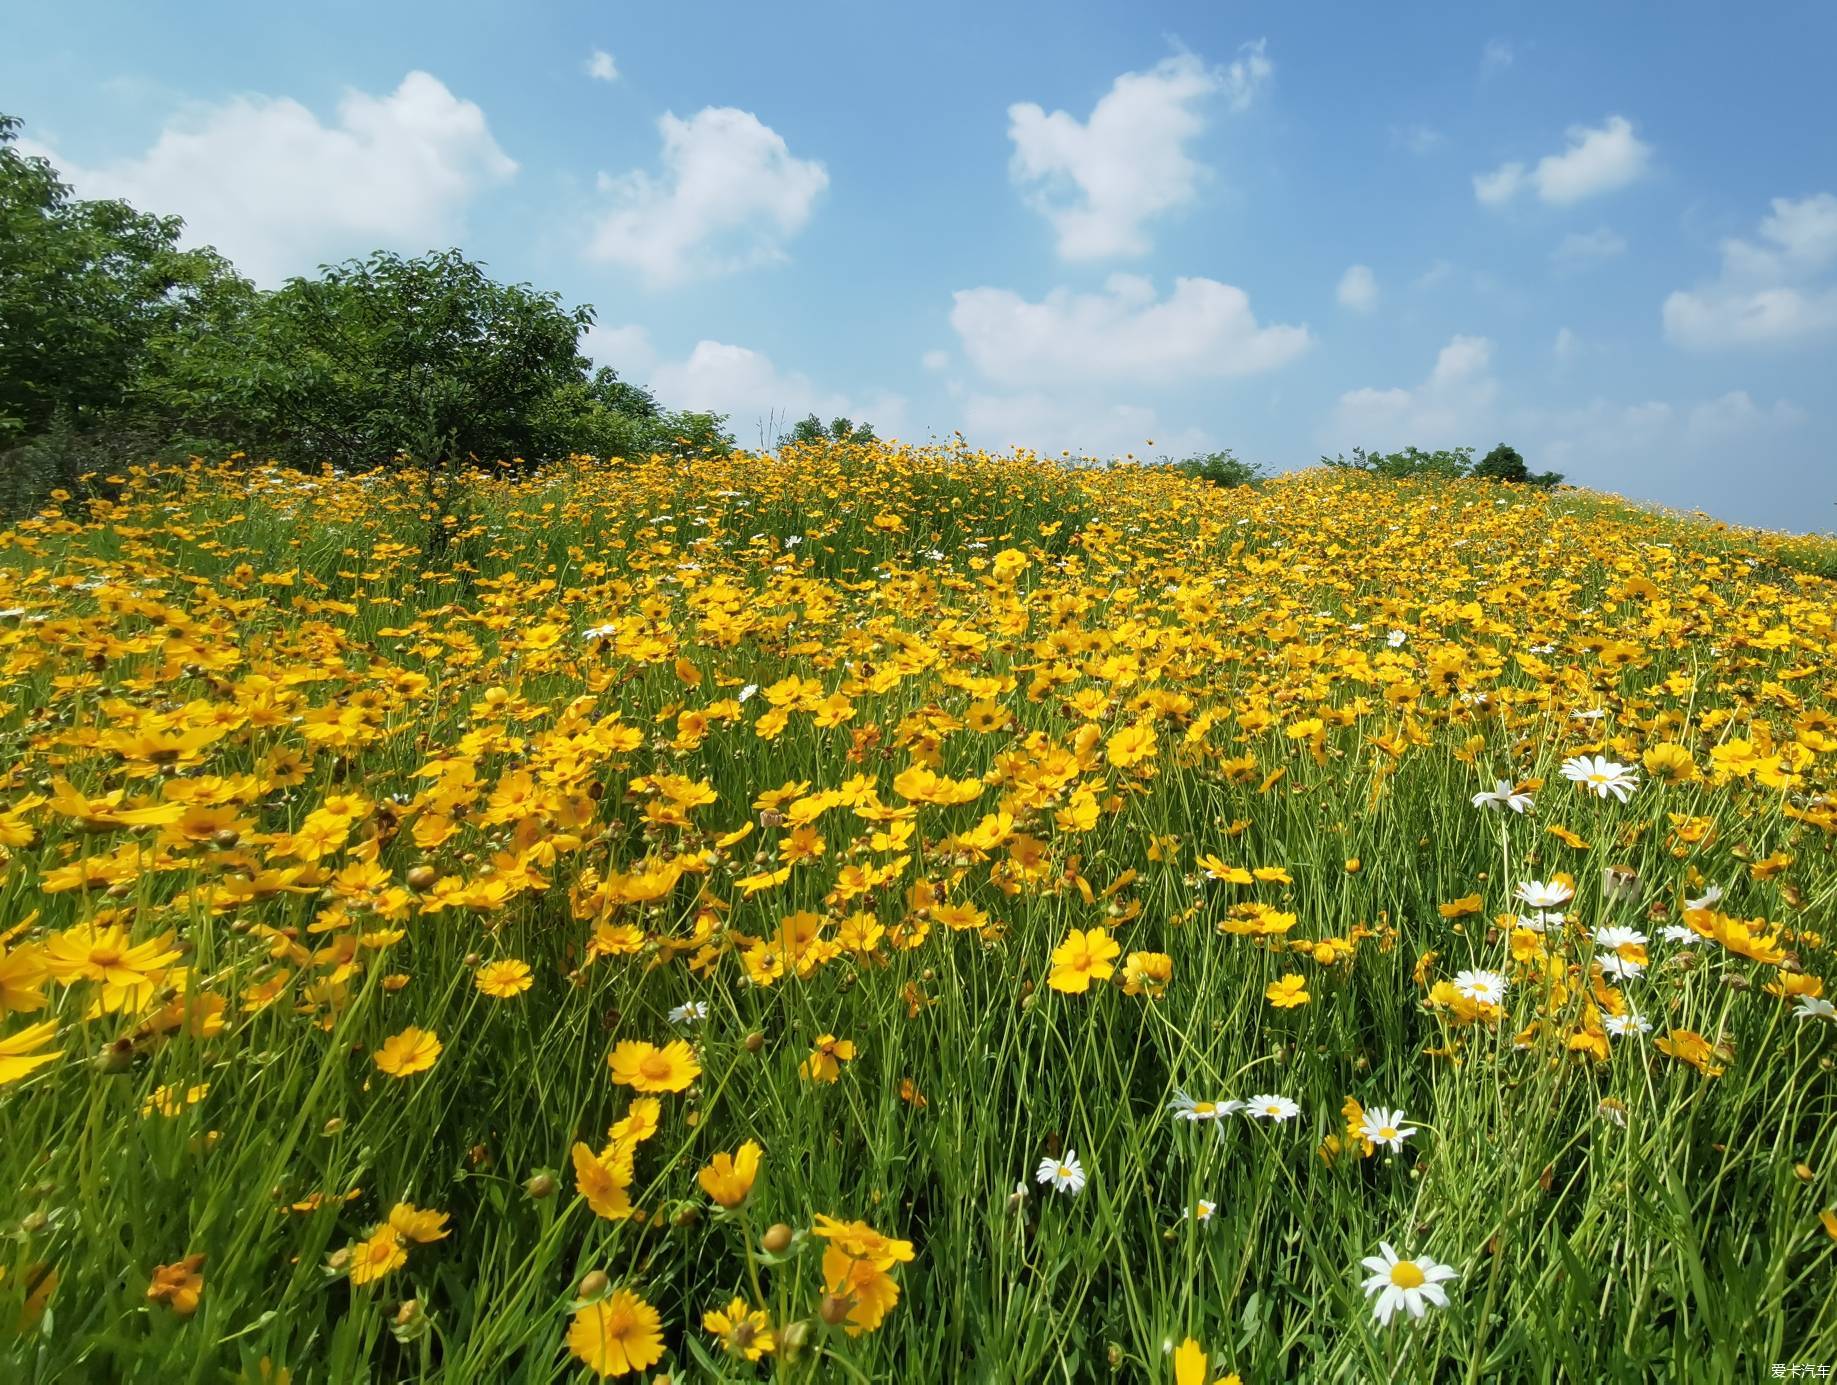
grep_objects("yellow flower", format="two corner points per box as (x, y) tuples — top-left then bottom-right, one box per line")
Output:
(607, 1039), (700, 1093)
(1265, 973), (1311, 1009)
(146, 1254), (205, 1317)
(1121, 951), (1172, 998)
(348, 1226), (406, 1285)
(0, 1020), (61, 1086)
(704, 1297), (775, 1360)
(1437, 895), (1483, 920)
(0, 940), (48, 1015)
(697, 1140), (762, 1207)
(573, 1142), (634, 1221)
(567, 1289), (664, 1378)
(609, 1097), (662, 1146)
(1047, 928), (1121, 994)
(475, 959), (532, 998)
(801, 1033), (857, 1084)
(387, 1202), (451, 1243)
(42, 924), (179, 989)
(373, 1027), (441, 1078)
(1172, 1337), (1241, 1385)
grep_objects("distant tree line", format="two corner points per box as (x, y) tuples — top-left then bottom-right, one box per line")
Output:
(1167, 444), (1561, 492)
(1320, 443), (1563, 488)
(0, 113), (736, 514)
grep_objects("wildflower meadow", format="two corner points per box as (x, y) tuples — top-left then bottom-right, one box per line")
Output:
(1, 446), (1834, 1382)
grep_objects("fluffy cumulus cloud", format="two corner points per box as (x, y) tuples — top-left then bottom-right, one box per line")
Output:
(961, 390), (1210, 461)
(28, 71), (515, 285)
(586, 50), (618, 82)
(647, 340), (906, 439)
(1663, 192), (1837, 349)
(1474, 115), (1652, 208)
(1328, 335), (1499, 450)
(949, 273), (1309, 388)
(1007, 46), (1268, 261)
(1336, 264), (1379, 312)
(587, 107), (827, 286)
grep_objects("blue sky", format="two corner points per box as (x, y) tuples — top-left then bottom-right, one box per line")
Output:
(8, 1), (1835, 531)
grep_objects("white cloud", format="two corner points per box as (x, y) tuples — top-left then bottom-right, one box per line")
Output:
(1481, 38), (1514, 76)
(920, 349), (951, 372)
(580, 323), (656, 376)
(1552, 227), (1627, 269)
(962, 391), (1211, 461)
(1219, 39), (1274, 112)
(587, 107), (828, 285)
(1328, 335), (1498, 449)
(1336, 264), (1379, 313)
(30, 71), (515, 285)
(586, 50), (619, 82)
(1663, 192), (1837, 349)
(1472, 163), (1525, 207)
(1007, 47), (1267, 261)
(1474, 115), (1652, 208)
(1552, 326), (1580, 363)
(648, 340), (906, 438)
(950, 274), (1310, 388)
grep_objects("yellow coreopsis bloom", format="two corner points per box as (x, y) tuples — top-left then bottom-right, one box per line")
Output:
(0, 1020), (61, 1085)
(1265, 973), (1311, 1009)
(146, 1254), (205, 1317)
(801, 1033), (857, 1083)
(567, 1290), (664, 1378)
(697, 1140), (762, 1207)
(373, 1027), (441, 1078)
(607, 1039), (700, 1093)
(704, 1297), (775, 1360)
(1047, 928), (1121, 994)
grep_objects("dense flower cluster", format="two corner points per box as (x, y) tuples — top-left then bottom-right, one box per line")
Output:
(0, 446), (1832, 1377)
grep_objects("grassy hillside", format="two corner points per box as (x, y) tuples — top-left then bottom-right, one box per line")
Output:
(1, 447), (1833, 1382)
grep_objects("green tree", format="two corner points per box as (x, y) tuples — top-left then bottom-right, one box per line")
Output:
(226, 248), (593, 467)
(784, 413), (877, 447)
(1172, 449), (1265, 488)
(0, 113), (252, 445)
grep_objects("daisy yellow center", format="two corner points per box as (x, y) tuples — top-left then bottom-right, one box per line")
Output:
(1378, 1126), (1398, 1141)
(1057, 1164), (1071, 1178)
(1389, 1260), (1425, 1289)
(1193, 1102), (1216, 1115)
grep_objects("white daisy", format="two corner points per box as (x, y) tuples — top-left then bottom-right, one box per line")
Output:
(1386, 629), (1408, 648)
(1036, 1149), (1087, 1195)
(1168, 1091), (1243, 1122)
(1605, 1013), (1651, 1038)
(1595, 952), (1645, 980)
(1592, 925), (1647, 952)
(667, 1001), (708, 1025)
(1193, 1199), (1217, 1226)
(1358, 1106), (1420, 1153)
(1359, 1244), (1458, 1326)
(738, 684), (759, 703)
(1452, 969), (1508, 1005)
(1471, 780), (1534, 814)
(1794, 997), (1836, 1022)
(1660, 924), (1698, 945)
(1515, 880), (1573, 909)
(1245, 1094), (1300, 1122)
(1684, 884), (1723, 912)
(1560, 754), (1640, 803)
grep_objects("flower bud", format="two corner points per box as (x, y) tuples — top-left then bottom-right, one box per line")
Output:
(578, 1270), (610, 1300)
(743, 1031), (765, 1054)
(819, 1293), (852, 1325)
(761, 1223), (793, 1254)
(524, 1173), (557, 1199)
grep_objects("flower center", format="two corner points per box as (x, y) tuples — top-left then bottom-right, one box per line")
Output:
(640, 1054), (673, 1080)
(90, 946), (125, 967)
(1389, 1260), (1426, 1289)
(1378, 1126), (1398, 1141)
